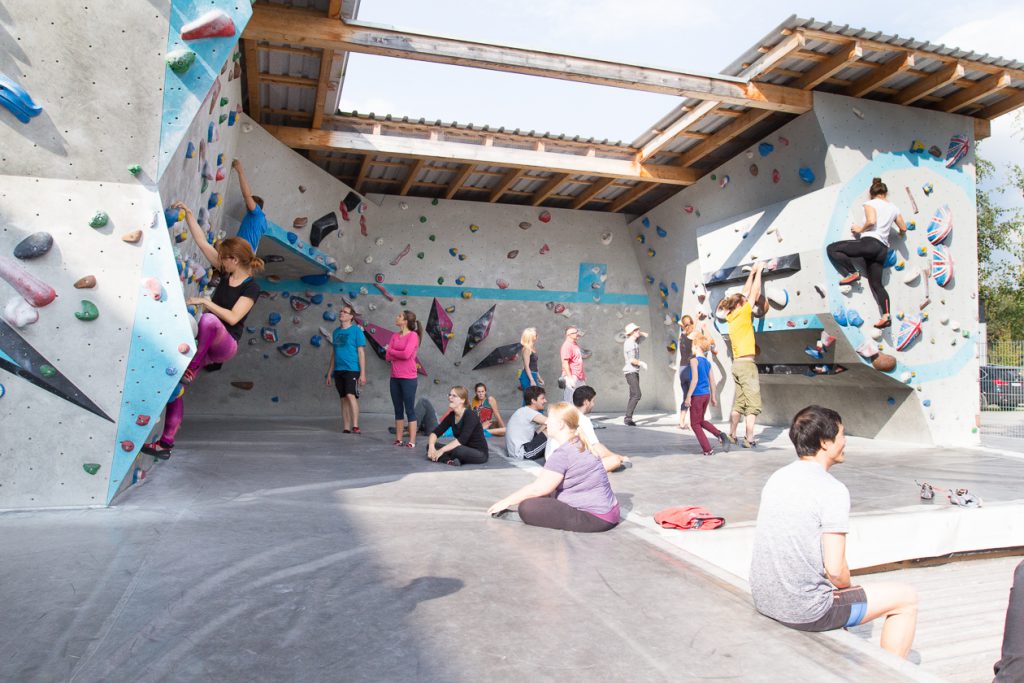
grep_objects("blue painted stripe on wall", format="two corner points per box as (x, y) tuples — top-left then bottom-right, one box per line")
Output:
(107, 205), (197, 502)
(717, 314), (825, 335)
(824, 151), (974, 385)
(158, 1), (253, 178)
(263, 221), (335, 273)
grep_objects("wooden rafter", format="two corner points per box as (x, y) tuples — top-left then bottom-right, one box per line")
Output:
(676, 109), (773, 168)
(263, 126), (701, 185)
(445, 164), (476, 199)
(608, 183), (655, 213)
(242, 40), (262, 124)
(892, 62), (964, 106)
(354, 155), (373, 193)
(245, 5), (812, 114)
(844, 51), (914, 97)
(400, 159), (424, 196)
(260, 73), (318, 88)
(530, 173), (569, 206)
(936, 71), (1012, 113)
(327, 0), (342, 19)
(489, 168), (527, 202)
(792, 41), (862, 90)
(570, 177), (616, 210)
(976, 88), (1024, 120)
(311, 48), (334, 129)
(258, 43), (320, 58)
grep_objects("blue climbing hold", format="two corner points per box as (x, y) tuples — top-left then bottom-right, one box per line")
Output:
(0, 383), (5, 399)
(323, 310), (337, 322)
(670, 282), (678, 293)
(271, 396), (279, 403)
(246, 326), (256, 334)
(309, 293), (324, 305)
(887, 397), (896, 405)
(798, 167), (815, 184)
(277, 343), (301, 358)
(656, 226), (667, 238)
(185, 141), (195, 159)
(641, 217), (650, 228)
(884, 249), (897, 268)
(846, 309), (864, 327)
(804, 346), (823, 360)
(268, 312), (282, 325)
(310, 335), (323, 348)
(165, 366), (178, 376)
(164, 207), (183, 226)
(923, 399), (932, 407)
(207, 121), (214, 142)
(228, 110), (237, 126)
(0, 73), (43, 123)
(287, 232), (298, 244)
(207, 193), (221, 210)
(167, 383), (185, 403)
(833, 308), (848, 326)
(758, 142), (774, 157)
(301, 274), (330, 286)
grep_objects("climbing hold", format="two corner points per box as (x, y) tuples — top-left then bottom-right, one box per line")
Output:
(268, 312), (282, 326)
(71, 274), (97, 291)
(207, 193), (222, 210)
(646, 248), (656, 257)
(89, 211), (109, 228)
(83, 463), (101, 475)
(310, 335), (323, 348)
(448, 247), (459, 257)
(230, 381), (254, 391)
(539, 244), (550, 255)
(309, 212), (339, 247)
(902, 269), (921, 285)
(910, 140), (926, 153)
(804, 346), (823, 360)
(895, 317), (923, 351)
(461, 291), (473, 299)
(39, 364), (56, 378)
(798, 167), (815, 184)
(763, 286), (788, 309)
(128, 164), (142, 177)
(215, 165), (226, 181)
(165, 48), (196, 74)
(719, 175), (730, 188)
(181, 9), (236, 40)
(833, 308), (848, 326)
(262, 327), (279, 343)
(506, 250), (519, 260)
(0, 73), (43, 123)
(496, 279), (509, 289)
(323, 310), (337, 322)
(907, 220), (917, 231)
(121, 230), (143, 244)
(74, 300), (99, 321)
(309, 293), (324, 305)
(120, 440), (135, 453)
(758, 142), (774, 157)
(185, 141), (195, 159)
(895, 260), (905, 271)
(945, 134), (969, 169)
(2, 296), (38, 328)
(374, 273), (385, 284)
(600, 232), (613, 246)
(917, 246), (928, 257)
(901, 372), (913, 384)
(884, 249), (897, 268)
(202, 159), (214, 180)
(856, 340), (879, 358)
(922, 182), (934, 196)
(846, 310), (864, 327)
(749, 164), (759, 176)
(437, 276), (445, 285)
(290, 296), (311, 312)
(455, 276), (466, 285)
(926, 205), (953, 245)
(771, 169), (780, 184)
(277, 343), (301, 358)
(777, 136), (789, 146)
(469, 224), (480, 233)
(655, 226), (668, 238)
(519, 222), (531, 230)
(636, 234), (646, 245)
(141, 277), (162, 301)
(537, 210), (553, 224)
(13, 232), (53, 260)
(931, 245), (954, 287)
(390, 244), (411, 265)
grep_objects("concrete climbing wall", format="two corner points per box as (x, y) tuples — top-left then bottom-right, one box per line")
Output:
(186, 120), (656, 420)
(0, 1), (252, 508)
(630, 92), (979, 446)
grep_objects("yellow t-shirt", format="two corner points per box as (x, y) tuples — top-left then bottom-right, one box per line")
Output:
(726, 301), (756, 357)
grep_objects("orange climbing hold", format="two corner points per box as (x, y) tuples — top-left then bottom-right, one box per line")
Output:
(181, 10), (236, 40)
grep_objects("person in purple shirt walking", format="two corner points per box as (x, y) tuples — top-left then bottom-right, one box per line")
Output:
(385, 309), (422, 448)
(488, 402), (620, 533)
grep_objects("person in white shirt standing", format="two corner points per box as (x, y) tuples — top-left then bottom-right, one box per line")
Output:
(826, 177), (908, 329)
(621, 323), (647, 426)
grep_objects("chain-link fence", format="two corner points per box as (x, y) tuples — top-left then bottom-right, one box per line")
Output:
(979, 340), (1024, 411)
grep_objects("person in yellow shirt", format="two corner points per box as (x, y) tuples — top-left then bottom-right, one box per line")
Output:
(717, 262), (764, 448)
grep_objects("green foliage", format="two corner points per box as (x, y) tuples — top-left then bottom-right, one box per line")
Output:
(977, 156), (1024, 341)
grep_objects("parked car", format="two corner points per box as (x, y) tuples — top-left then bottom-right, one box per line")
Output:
(981, 365), (1024, 409)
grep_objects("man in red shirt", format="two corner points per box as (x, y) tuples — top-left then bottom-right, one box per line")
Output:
(559, 326), (585, 404)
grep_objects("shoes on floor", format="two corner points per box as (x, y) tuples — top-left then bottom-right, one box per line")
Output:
(393, 439), (403, 446)
(743, 437), (758, 449)
(351, 426), (361, 434)
(725, 434), (737, 445)
(624, 419), (637, 427)
(702, 450), (714, 456)
(343, 429), (351, 434)
(718, 433), (730, 452)
(404, 442), (417, 449)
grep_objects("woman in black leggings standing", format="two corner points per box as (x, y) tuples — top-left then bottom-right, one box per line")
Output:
(826, 177), (907, 329)
(426, 386), (488, 466)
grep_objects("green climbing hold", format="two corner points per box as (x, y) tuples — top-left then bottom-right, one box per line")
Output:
(401, 289), (409, 296)
(419, 216), (427, 223)
(399, 300), (407, 306)
(75, 300), (99, 321)
(201, 177), (209, 194)
(128, 164), (142, 176)
(429, 234), (436, 241)
(437, 277), (445, 285)
(417, 252), (424, 259)
(166, 48), (196, 75)
(83, 463), (101, 475)
(220, 97), (229, 107)
(39, 364), (56, 378)
(219, 113), (227, 124)
(432, 198), (439, 205)
(89, 211), (109, 228)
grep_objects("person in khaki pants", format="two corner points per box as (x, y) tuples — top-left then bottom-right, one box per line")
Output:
(716, 262), (764, 448)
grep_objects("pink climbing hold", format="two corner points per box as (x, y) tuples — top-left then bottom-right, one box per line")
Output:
(553, 303), (566, 314)
(374, 283), (394, 301)
(390, 244), (411, 266)
(178, 343), (191, 354)
(684, 205), (694, 214)
(120, 440), (135, 452)
(539, 210), (552, 223)
(121, 230), (143, 244)
(181, 10), (236, 40)
(539, 244), (550, 255)
(136, 415), (151, 426)
(215, 166), (226, 181)
(771, 169), (780, 184)
(141, 277), (162, 300)
(0, 256), (57, 307)
(340, 202), (350, 221)
(496, 279), (510, 289)
(359, 215), (367, 237)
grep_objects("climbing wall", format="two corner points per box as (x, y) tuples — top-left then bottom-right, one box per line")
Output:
(0, 1), (252, 508)
(630, 92), (979, 446)
(185, 118), (656, 418)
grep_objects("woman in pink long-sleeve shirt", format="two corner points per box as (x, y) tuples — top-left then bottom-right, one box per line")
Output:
(385, 310), (423, 447)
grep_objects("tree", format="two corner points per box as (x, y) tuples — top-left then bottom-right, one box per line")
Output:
(976, 156), (1024, 342)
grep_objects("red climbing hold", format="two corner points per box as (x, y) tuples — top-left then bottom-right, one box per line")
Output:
(340, 202), (350, 221)
(136, 415), (151, 426)
(0, 256), (57, 307)
(360, 215), (367, 237)
(538, 210), (552, 223)
(181, 10), (236, 40)
(120, 440), (135, 452)
(539, 244), (550, 255)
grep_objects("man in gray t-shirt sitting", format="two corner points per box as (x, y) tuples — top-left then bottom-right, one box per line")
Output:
(749, 405), (918, 659)
(504, 386), (548, 460)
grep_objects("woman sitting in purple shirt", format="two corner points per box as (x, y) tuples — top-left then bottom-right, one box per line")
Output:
(488, 402), (620, 533)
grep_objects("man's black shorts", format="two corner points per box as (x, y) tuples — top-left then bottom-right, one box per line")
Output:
(333, 371), (360, 398)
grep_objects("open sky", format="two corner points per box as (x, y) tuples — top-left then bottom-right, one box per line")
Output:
(339, 0), (1024, 202)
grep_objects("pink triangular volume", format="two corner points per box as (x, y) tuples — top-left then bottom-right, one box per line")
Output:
(181, 10), (236, 41)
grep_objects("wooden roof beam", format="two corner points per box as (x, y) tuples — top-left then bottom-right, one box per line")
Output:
(530, 173), (570, 205)
(354, 155), (373, 193)
(792, 41), (862, 89)
(445, 164), (476, 199)
(399, 159), (424, 196)
(936, 71), (1012, 113)
(677, 108), (773, 168)
(245, 5), (812, 114)
(311, 48), (334, 129)
(489, 168), (527, 202)
(844, 51), (914, 97)
(608, 183), (656, 213)
(570, 177), (616, 210)
(975, 88), (1024, 120)
(263, 125), (701, 185)
(327, 0), (342, 19)
(242, 40), (262, 124)
(892, 62), (964, 106)
(260, 73), (318, 88)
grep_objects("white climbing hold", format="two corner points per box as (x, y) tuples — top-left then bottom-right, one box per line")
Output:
(343, 265), (354, 274)
(869, 327), (883, 341)
(764, 285), (788, 309)
(364, 256), (373, 264)
(2, 297), (38, 328)
(368, 303), (377, 311)
(940, 316), (949, 325)
(840, 285), (853, 295)
(600, 231), (613, 246)
(852, 107), (865, 119)
(399, 202), (409, 210)
(242, 123), (253, 133)
(375, 237), (384, 246)
(901, 372), (913, 383)
(856, 340), (879, 358)
(951, 320), (961, 331)
(902, 270), (921, 285)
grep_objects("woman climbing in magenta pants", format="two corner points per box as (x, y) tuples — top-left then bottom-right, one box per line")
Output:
(826, 177), (907, 329)
(143, 202), (263, 458)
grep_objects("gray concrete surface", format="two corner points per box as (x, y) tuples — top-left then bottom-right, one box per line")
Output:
(0, 413), (955, 683)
